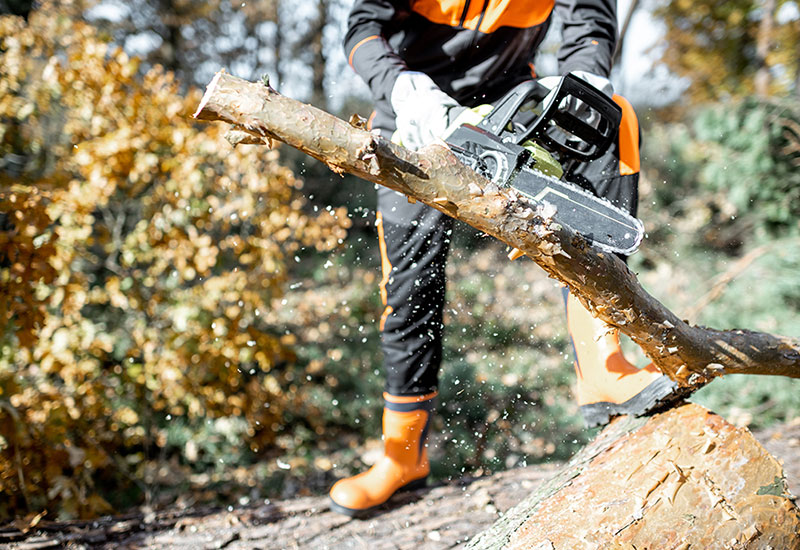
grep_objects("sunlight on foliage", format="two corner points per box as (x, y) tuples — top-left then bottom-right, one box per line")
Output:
(637, 97), (800, 428)
(657, 0), (800, 102)
(0, 4), (348, 519)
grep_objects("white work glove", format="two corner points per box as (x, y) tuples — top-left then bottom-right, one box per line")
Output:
(390, 71), (462, 150)
(537, 70), (614, 126)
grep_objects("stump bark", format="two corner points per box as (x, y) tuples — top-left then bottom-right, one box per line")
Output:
(465, 404), (799, 549)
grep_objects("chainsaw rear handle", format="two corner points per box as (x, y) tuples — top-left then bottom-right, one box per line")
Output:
(476, 74), (622, 162)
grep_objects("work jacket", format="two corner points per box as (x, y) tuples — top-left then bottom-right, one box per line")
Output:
(345, 0), (617, 107)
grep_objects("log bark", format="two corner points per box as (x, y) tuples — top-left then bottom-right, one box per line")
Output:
(192, 71), (800, 395)
(465, 404), (800, 550)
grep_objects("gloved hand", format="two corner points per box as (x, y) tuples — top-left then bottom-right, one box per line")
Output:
(537, 70), (614, 126)
(390, 71), (462, 149)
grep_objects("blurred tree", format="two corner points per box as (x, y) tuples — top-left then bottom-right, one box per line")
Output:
(657, 0), (800, 102)
(86, 0), (357, 217)
(0, 1), (348, 519)
(613, 0), (641, 66)
(638, 96), (800, 422)
(647, 98), (800, 250)
(754, 0), (777, 96)
(87, 0), (256, 84)
(86, 0), (342, 107)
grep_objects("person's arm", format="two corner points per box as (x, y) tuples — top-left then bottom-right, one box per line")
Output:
(554, 0), (617, 78)
(344, 0), (410, 103)
(344, 0), (460, 149)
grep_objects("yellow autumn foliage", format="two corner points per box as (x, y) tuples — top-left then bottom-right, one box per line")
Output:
(0, 3), (349, 519)
(657, 0), (800, 103)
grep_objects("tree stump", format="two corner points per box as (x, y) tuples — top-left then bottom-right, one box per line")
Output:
(465, 403), (800, 549)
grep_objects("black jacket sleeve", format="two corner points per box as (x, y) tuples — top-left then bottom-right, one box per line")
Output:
(554, 0), (617, 77)
(344, 0), (410, 104)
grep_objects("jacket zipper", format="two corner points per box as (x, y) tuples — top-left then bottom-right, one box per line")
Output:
(469, 0), (490, 48)
(458, 0), (472, 27)
(474, 0), (490, 31)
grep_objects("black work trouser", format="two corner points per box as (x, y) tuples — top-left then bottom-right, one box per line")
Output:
(371, 97), (640, 396)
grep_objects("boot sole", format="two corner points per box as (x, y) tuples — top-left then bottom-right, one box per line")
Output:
(328, 477), (428, 518)
(580, 375), (690, 428)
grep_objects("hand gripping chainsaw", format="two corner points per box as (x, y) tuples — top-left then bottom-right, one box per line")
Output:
(446, 74), (644, 255)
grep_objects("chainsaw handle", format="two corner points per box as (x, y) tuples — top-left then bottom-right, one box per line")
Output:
(475, 80), (550, 139)
(520, 73), (622, 162)
(476, 74), (622, 162)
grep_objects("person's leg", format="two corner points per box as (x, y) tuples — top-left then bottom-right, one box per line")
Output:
(329, 114), (453, 514)
(328, 391), (436, 517)
(562, 95), (679, 427)
(563, 290), (678, 427)
(377, 187), (452, 397)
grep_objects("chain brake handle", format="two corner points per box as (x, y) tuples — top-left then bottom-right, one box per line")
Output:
(476, 74), (622, 162)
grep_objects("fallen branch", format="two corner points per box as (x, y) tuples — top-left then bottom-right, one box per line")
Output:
(193, 71), (800, 394)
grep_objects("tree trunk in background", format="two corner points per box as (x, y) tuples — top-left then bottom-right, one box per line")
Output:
(272, 0), (284, 89)
(464, 404), (800, 550)
(309, 0), (329, 110)
(754, 0), (776, 97)
(0, 0), (34, 19)
(613, 0), (640, 67)
(156, 0), (182, 75)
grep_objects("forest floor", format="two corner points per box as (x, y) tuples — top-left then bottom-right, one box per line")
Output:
(2, 417), (798, 550)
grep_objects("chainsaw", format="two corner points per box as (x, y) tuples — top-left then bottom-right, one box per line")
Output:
(446, 73), (644, 255)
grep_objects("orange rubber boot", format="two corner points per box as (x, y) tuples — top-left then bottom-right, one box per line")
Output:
(566, 293), (680, 427)
(329, 392), (434, 517)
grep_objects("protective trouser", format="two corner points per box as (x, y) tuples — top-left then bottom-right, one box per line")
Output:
(371, 93), (641, 398)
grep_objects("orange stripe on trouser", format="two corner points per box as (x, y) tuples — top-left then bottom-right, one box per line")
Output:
(383, 391), (438, 404)
(376, 212), (394, 331)
(612, 95), (640, 176)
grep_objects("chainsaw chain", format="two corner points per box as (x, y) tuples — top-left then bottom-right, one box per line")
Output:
(451, 146), (645, 255)
(515, 166), (645, 256)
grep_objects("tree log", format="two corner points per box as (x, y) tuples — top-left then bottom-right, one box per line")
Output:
(465, 403), (800, 550)
(192, 71), (800, 395)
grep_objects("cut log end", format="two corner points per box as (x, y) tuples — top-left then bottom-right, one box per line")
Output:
(193, 70), (225, 120)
